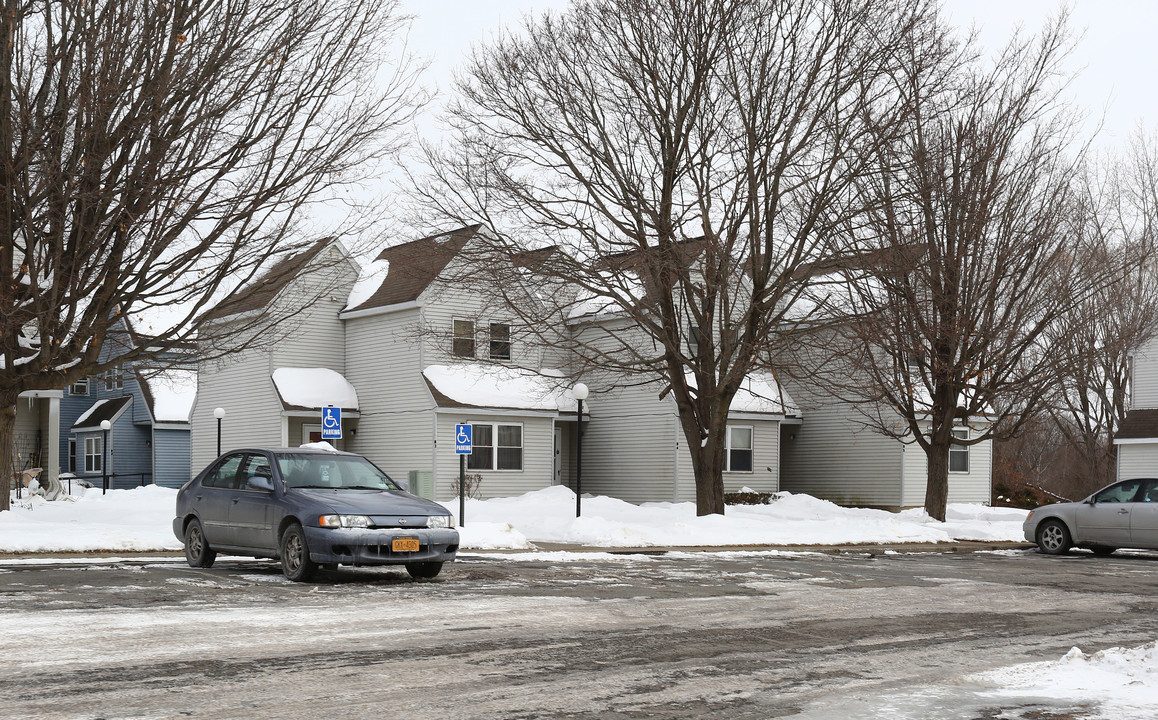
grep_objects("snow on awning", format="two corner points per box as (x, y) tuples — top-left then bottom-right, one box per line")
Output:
(72, 396), (133, 431)
(140, 369), (197, 423)
(423, 364), (576, 412)
(685, 370), (800, 417)
(271, 368), (359, 411)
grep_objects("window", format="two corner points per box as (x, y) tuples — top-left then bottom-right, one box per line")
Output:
(84, 436), (103, 473)
(203, 455), (244, 489)
(726, 426), (753, 472)
(689, 325), (705, 360)
(453, 320), (475, 358)
(104, 364), (125, 391)
(1094, 479), (1142, 504)
(69, 378), (90, 396)
(489, 323), (511, 360)
(466, 423), (523, 471)
(68, 439), (76, 473)
(949, 429), (969, 473)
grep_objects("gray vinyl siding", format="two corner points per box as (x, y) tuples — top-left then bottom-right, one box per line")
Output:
(778, 389), (904, 509)
(420, 279), (543, 371)
(191, 346), (283, 472)
(899, 428), (993, 507)
(1118, 442), (1158, 480)
(152, 428), (192, 488)
(1133, 338), (1158, 410)
(343, 309), (434, 491)
(433, 411), (554, 500)
(270, 258), (356, 372)
(581, 381), (679, 504)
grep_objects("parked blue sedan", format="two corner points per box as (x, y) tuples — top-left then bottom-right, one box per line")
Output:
(173, 447), (458, 581)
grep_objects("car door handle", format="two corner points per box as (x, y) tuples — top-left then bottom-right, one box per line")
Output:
(1119, 509), (1130, 514)
(232, 497), (240, 504)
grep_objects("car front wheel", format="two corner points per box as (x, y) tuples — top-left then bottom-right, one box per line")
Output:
(406, 561), (443, 580)
(1036, 519), (1072, 555)
(184, 519), (217, 568)
(280, 523), (317, 582)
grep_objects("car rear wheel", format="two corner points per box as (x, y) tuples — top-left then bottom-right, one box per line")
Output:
(184, 519), (217, 568)
(1036, 519), (1072, 555)
(280, 523), (317, 582)
(406, 561), (443, 579)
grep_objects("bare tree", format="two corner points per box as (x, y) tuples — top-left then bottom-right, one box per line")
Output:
(1044, 137), (1158, 492)
(0, 0), (424, 510)
(811, 12), (1127, 520)
(410, 0), (923, 515)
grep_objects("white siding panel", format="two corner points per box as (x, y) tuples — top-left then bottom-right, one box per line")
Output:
(582, 382), (679, 504)
(778, 384), (904, 508)
(1119, 443), (1158, 479)
(1133, 338), (1158, 409)
(435, 412), (554, 500)
(343, 310), (434, 488)
(191, 348), (282, 472)
(901, 434), (994, 507)
(271, 259), (356, 372)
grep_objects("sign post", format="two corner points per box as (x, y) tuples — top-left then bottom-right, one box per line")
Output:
(455, 424), (472, 527)
(321, 407), (342, 441)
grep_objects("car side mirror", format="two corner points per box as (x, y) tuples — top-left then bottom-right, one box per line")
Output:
(396, 478), (410, 493)
(1084, 498), (1096, 505)
(247, 475), (275, 492)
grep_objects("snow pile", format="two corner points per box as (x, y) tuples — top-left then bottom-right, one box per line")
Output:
(974, 643), (1158, 718)
(443, 486), (1028, 547)
(0, 485), (183, 553)
(2, 484), (1028, 553)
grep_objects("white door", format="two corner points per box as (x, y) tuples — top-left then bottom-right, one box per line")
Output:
(302, 424), (322, 445)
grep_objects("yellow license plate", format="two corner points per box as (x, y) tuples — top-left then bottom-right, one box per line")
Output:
(392, 538), (420, 553)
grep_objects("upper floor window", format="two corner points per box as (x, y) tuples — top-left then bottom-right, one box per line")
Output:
(453, 320), (475, 358)
(726, 426), (753, 472)
(104, 364), (125, 391)
(489, 323), (511, 360)
(69, 378), (90, 396)
(949, 428), (969, 473)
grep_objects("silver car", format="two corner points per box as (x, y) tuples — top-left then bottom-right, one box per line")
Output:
(1023, 477), (1158, 555)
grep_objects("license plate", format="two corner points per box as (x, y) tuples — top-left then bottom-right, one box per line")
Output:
(392, 538), (420, 553)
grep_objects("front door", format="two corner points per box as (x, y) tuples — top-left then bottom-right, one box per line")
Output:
(554, 427), (563, 485)
(1076, 478), (1142, 547)
(229, 453), (277, 550)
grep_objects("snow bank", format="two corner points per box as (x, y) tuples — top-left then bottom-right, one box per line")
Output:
(974, 642), (1158, 719)
(2, 483), (1027, 554)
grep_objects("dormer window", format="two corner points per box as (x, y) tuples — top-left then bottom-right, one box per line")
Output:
(453, 320), (475, 358)
(489, 323), (511, 360)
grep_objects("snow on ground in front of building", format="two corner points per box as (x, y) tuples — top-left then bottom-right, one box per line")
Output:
(1, 482), (1027, 553)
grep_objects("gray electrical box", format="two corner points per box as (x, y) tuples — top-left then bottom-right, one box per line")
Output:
(408, 470), (434, 500)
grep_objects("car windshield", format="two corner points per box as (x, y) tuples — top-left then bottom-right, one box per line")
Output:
(276, 453), (399, 491)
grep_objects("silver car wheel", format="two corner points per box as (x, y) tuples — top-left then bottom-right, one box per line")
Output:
(1037, 519), (1071, 555)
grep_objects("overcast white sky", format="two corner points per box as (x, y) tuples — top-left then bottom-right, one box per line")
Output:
(399, 0), (1158, 149)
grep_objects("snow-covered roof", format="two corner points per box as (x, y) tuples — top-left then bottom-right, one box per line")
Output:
(345, 258), (390, 310)
(684, 370), (800, 417)
(71, 396), (133, 431)
(271, 368), (359, 410)
(423, 364), (577, 412)
(139, 369), (197, 423)
(566, 271), (645, 321)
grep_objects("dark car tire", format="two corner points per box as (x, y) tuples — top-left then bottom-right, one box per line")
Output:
(1090, 546), (1117, 556)
(280, 523), (317, 582)
(1036, 519), (1072, 555)
(184, 519), (217, 568)
(406, 561), (443, 580)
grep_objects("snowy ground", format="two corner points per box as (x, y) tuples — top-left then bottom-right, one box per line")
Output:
(0, 482), (1028, 553)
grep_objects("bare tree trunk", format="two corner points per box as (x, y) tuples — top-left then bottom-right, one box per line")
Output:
(0, 394), (17, 512)
(924, 441), (949, 521)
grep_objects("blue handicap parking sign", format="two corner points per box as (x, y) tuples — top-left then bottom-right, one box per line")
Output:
(455, 424), (472, 454)
(321, 407), (342, 440)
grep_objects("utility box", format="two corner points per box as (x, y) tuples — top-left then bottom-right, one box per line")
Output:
(408, 470), (434, 500)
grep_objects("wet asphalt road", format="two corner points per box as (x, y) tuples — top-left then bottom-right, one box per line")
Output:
(1, 548), (1155, 719)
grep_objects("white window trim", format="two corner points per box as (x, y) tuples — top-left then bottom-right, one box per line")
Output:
(465, 422), (525, 472)
(84, 436), (103, 474)
(949, 428), (970, 473)
(452, 318), (476, 358)
(69, 378), (90, 396)
(725, 425), (754, 473)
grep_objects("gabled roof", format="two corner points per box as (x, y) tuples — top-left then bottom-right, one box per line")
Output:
(202, 238), (333, 321)
(345, 225), (482, 313)
(136, 368), (197, 424)
(1116, 409), (1158, 441)
(71, 396), (133, 432)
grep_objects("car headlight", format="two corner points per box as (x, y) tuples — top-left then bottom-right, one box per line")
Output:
(319, 514), (372, 528)
(426, 514), (453, 528)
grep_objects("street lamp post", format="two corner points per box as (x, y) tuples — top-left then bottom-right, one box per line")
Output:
(214, 407), (225, 457)
(100, 420), (111, 495)
(572, 383), (588, 517)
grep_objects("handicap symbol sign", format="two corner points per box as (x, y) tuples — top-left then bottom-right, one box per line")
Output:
(321, 407), (342, 440)
(455, 424), (472, 454)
